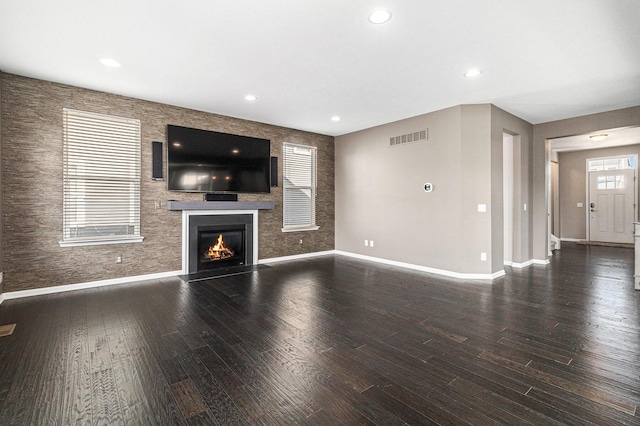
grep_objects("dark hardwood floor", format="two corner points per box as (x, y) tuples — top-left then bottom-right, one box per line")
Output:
(0, 242), (639, 425)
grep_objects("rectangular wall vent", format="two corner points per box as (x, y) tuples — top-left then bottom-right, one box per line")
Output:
(389, 129), (428, 147)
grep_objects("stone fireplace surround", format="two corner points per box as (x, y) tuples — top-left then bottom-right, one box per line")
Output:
(167, 201), (275, 275)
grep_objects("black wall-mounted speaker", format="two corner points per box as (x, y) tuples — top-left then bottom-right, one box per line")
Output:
(152, 141), (163, 180)
(270, 156), (278, 187)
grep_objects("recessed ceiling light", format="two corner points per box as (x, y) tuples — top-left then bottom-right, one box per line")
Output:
(331, 116), (341, 122)
(100, 58), (121, 68)
(244, 94), (257, 101)
(464, 68), (482, 78)
(589, 134), (608, 141)
(368, 9), (392, 24)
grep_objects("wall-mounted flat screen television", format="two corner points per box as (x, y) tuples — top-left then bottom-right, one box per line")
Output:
(167, 125), (271, 193)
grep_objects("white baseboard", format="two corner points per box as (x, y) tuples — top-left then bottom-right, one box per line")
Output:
(335, 251), (504, 280)
(1, 251), (339, 303)
(1, 248), (536, 303)
(532, 258), (551, 265)
(1, 270), (182, 302)
(561, 238), (582, 242)
(259, 250), (336, 264)
(507, 258), (549, 268)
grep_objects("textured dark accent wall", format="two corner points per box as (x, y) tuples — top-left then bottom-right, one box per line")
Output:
(0, 73), (335, 292)
(0, 71), (3, 295)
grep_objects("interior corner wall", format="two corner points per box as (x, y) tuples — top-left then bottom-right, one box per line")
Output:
(335, 104), (510, 276)
(335, 106), (464, 273)
(532, 106), (640, 260)
(490, 105), (533, 268)
(0, 73), (335, 292)
(460, 104), (493, 274)
(558, 143), (640, 240)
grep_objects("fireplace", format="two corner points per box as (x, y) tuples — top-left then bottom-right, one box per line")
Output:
(187, 214), (254, 274)
(198, 227), (245, 270)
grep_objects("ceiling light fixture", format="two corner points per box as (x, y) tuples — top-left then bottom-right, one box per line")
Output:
(368, 9), (392, 24)
(464, 68), (482, 78)
(244, 94), (257, 101)
(100, 58), (121, 68)
(589, 134), (608, 141)
(331, 116), (341, 122)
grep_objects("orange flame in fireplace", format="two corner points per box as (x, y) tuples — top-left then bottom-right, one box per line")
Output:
(206, 234), (235, 261)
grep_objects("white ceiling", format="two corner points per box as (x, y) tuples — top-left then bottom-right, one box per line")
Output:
(551, 126), (640, 153)
(1, 0), (639, 137)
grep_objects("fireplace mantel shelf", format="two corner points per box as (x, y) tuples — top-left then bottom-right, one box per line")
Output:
(167, 201), (275, 211)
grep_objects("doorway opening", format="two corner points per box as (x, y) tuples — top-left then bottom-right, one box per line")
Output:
(503, 133), (514, 265)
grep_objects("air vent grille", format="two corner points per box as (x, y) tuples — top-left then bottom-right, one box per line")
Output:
(390, 129), (428, 147)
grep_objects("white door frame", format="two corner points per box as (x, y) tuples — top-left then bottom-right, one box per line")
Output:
(585, 154), (638, 241)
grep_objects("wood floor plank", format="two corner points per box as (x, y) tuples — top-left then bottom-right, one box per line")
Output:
(60, 292), (93, 425)
(0, 242), (638, 424)
(527, 385), (639, 426)
(90, 366), (123, 424)
(447, 376), (564, 425)
(105, 288), (166, 424)
(171, 378), (208, 419)
(480, 351), (638, 416)
(313, 372), (406, 425)
(194, 344), (267, 423)
(362, 384), (438, 425)
(176, 348), (248, 424)
(29, 294), (75, 425)
(1, 297), (64, 424)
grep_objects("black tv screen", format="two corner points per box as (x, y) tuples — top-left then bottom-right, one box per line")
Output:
(167, 125), (271, 193)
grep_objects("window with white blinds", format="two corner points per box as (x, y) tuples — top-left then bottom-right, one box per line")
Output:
(282, 143), (319, 232)
(60, 108), (143, 246)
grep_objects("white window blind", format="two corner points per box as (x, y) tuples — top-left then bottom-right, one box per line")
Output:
(61, 108), (143, 246)
(282, 143), (319, 232)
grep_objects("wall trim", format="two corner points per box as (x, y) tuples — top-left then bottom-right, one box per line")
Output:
(0, 249), (546, 303)
(0, 270), (182, 302)
(334, 250), (505, 280)
(531, 258), (551, 265)
(507, 259), (548, 268)
(561, 238), (582, 242)
(259, 250), (336, 264)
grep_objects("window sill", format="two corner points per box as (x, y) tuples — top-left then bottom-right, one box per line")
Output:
(281, 226), (320, 233)
(59, 236), (145, 247)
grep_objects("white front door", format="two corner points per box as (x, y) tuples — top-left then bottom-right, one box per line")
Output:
(588, 169), (635, 244)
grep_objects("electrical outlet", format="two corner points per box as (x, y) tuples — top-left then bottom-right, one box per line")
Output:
(299, 239), (303, 245)
(480, 252), (487, 261)
(364, 240), (369, 246)
(154, 201), (161, 209)
(370, 240), (374, 247)
(116, 255), (122, 264)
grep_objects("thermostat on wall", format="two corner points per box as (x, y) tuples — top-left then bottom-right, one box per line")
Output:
(424, 183), (433, 192)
